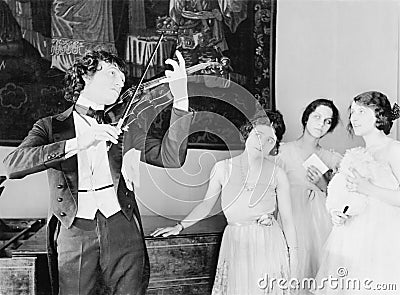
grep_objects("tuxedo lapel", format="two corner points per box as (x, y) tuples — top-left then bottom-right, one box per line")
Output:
(107, 134), (123, 192)
(52, 106), (79, 194)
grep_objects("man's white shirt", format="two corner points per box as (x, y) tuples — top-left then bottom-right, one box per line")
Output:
(65, 96), (120, 219)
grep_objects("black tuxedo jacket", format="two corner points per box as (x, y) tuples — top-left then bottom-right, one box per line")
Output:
(3, 105), (193, 294)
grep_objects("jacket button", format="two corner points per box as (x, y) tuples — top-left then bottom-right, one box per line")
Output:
(60, 212), (66, 217)
(57, 197), (63, 202)
(127, 204), (131, 209)
(57, 184), (63, 189)
(47, 155), (52, 160)
(125, 191), (129, 196)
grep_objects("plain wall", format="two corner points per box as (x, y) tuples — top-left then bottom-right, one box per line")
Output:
(0, 146), (49, 218)
(276, 0), (400, 153)
(0, 146), (241, 218)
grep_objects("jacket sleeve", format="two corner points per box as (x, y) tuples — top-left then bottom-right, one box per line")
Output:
(123, 107), (194, 168)
(3, 117), (67, 179)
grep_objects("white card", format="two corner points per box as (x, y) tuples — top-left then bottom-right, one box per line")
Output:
(302, 153), (329, 174)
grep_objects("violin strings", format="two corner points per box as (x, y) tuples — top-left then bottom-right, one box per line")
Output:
(123, 91), (173, 130)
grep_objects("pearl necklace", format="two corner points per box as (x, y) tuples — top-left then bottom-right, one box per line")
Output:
(240, 156), (256, 191)
(239, 156), (277, 207)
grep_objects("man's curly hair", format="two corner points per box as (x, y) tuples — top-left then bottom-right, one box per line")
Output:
(64, 50), (127, 103)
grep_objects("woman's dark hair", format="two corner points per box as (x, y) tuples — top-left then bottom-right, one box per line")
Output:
(266, 110), (286, 143)
(347, 91), (393, 135)
(301, 99), (340, 133)
(239, 110), (286, 153)
(64, 50), (127, 102)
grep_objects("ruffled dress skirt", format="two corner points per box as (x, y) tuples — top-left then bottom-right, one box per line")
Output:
(314, 199), (400, 295)
(212, 220), (290, 295)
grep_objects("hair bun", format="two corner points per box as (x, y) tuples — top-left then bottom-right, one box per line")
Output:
(391, 103), (400, 121)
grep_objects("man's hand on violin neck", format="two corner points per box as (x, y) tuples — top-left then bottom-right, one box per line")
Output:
(161, 50), (189, 111)
(77, 125), (121, 150)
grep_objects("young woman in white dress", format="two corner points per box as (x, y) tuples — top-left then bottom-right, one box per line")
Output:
(277, 99), (342, 290)
(152, 113), (298, 295)
(315, 91), (400, 294)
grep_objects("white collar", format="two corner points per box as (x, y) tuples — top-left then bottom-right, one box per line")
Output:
(76, 96), (104, 110)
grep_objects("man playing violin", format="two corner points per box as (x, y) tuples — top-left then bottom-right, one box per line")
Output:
(3, 50), (193, 295)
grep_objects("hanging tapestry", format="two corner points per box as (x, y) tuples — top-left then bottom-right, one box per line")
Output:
(51, 0), (116, 72)
(0, 0), (277, 147)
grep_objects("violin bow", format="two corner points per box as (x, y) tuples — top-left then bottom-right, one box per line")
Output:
(116, 33), (165, 131)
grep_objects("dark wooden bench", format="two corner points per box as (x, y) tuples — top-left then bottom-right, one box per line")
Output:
(2, 215), (226, 295)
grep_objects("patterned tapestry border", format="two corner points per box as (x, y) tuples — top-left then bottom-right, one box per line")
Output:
(253, 0), (277, 110)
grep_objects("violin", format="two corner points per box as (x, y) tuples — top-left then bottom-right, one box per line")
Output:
(105, 60), (224, 131)
(104, 33), (230, 153)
